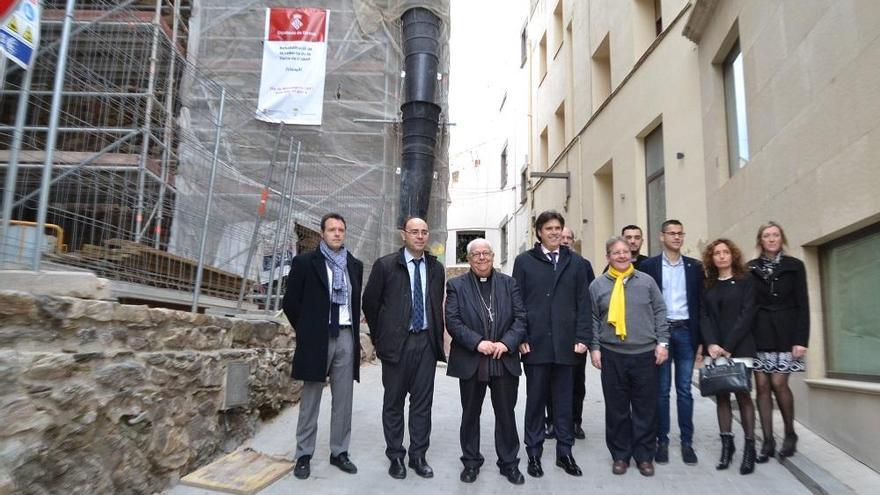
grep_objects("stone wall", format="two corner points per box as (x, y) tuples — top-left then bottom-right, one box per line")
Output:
(0, 290), (371, 495)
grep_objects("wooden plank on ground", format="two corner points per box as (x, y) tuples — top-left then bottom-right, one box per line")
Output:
(179, 448), (293, 495)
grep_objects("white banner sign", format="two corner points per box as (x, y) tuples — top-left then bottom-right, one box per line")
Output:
(0, 0), (39, 69)
(256, 7), (328, 125)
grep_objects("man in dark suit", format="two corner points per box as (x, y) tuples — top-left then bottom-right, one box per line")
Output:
(639, 219), (704, 466)
(446, 238), (527, 485)
(282, 213), (363, 480)
(363, 217), (446, 480)
(544, 227), (595, 441)
(513, 210), (591, 478)
(603, 224), (649, 273)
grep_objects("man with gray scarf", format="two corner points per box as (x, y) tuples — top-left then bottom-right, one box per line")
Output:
(283, 213), (364, 480)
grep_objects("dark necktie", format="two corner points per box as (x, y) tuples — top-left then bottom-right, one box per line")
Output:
(411, 258), (425, 331)
(329, 302), (340, 338)
(549, 251), (558, 270)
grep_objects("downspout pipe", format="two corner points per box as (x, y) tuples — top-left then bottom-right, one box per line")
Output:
(397, 7), (442, 227)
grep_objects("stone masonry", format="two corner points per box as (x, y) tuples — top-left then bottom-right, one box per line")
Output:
(0, 290), (373, 495)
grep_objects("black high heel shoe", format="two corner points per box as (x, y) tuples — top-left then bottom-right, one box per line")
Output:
(778, 432), (798, 458)
(755, 437), (775, 464)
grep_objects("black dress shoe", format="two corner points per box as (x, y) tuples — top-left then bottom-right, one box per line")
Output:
(756, 437), (776, 464)
(574, 424), (586, 440)
(544, 423), (556, 439)
(655, 442), (669, 464)
(527, 456), (543, 477)
(294, 455), (311, 480)
(612, 460), (629, 475)
(555, 455), (583, 476)
(460, 466), (479, 483)
(388, 458), (406, 479)
(408, 457), (434, 478)
(501, 467), (525, 485)
(637, 461), (655, 477)
(330, 452), (358, 474)
(681, 444), (698, 465)
(779, 432), (798, 458)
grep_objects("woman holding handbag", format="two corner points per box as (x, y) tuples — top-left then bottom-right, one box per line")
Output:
(748, 221), (809, 462)
(700, 239), (758, 474)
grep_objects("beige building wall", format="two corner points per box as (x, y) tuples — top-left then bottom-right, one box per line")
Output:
(526, 0), (707, 262)
(685, 0), (880, 472)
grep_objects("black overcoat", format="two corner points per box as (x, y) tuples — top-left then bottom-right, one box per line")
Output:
(362, 248), (446, 364)
(282, 248), (363, 382)
(747, 255), (810, 351)
(511, 245), (591, 365)
(445, 271), (527, 379)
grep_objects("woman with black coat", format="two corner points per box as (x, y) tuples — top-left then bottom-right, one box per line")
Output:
(747, 221), (809, 462)
(700, 239), (757, 475)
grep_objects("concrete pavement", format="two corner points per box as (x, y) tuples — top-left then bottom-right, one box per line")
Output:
(168, 360), (871, 494)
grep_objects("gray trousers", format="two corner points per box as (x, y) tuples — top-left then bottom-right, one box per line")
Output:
(295, 328), (354, 458)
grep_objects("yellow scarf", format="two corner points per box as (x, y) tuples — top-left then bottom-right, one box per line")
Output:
(607, 264), (635, 341)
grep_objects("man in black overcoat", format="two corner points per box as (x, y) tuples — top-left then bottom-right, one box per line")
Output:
(446, 238), (527, 485)
(282, 213), (363, 480)
(512, 210), (591, 478)
(362, 217), (446, 480)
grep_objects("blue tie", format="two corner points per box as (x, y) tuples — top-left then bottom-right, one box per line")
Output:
(411, 258), (424, 331)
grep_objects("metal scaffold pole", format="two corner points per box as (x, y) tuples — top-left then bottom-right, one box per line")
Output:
(134, 0), (163, 243)
(273, 139), (301, 313)
(32, 0), (76, 271)
(0, 67), (35, 266)
(154, 0), (182, 249)
(191, 88), (226, 313)
(236, 124), (284, 310)
(265, 139), (295, 315)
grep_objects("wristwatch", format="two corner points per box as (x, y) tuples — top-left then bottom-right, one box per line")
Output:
(658, 342), (669, 348)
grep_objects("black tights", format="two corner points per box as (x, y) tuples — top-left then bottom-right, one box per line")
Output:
(754, 371), (796, 440)
(716, 391), (755, 438)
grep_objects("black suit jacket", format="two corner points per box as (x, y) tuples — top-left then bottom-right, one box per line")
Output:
(363, 247), (446, 364)
(639, 253), (704, 351)
(747, 255), (809, 350)
(282, 248), (363, 382)
(445, 271), (527, 379)
(512, 245), (592, 365)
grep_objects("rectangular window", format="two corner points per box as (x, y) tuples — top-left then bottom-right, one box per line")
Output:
(723, 41), (749, 176)
(540, 126), (549, 170)
(654, 0), (663, 35)
(821, 223), (880, 382)
(456, 230), (486, 264)
(553, 1), (564, 54)
(554, 101), (565, 162)
(539, 32), (548, 83)
(520, 167), (528, 204)
(500, 221), (509, 264)
(644, 124), (665, 255)
(500, 143), (509, 189)
(591, 33), (611, 108)
(520, 23), (528, 68)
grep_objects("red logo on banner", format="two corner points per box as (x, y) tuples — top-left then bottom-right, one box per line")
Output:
(267, 8), (326, 42)
(0, 0), (21, 23)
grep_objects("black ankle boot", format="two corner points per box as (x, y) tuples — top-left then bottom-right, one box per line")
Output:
(740, 438), (756, 474)
(716, 433), (735, 470)
(756, 437), (775, 464)
(779, 432), (798, 458)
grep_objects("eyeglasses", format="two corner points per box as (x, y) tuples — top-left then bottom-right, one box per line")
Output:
(469, 251), (493, 259)
(662, 231), (686, 238)
(404, 229), (429, 236)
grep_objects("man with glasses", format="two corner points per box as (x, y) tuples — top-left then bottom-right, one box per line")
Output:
(363, 217), (446, 480)
(445, 238), (527, 485)
(513, 211), (591, 478)
(640, 219), (704, 466)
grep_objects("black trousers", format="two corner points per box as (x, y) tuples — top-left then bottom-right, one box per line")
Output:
(459, 372), (520, 470)
(600, 348), (658, 463)
(524, 363), (574, 458)
(546, 354), (588, 427)
(381, 331), (436, 460)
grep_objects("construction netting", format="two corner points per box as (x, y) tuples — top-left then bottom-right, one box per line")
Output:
(0, 0), (450, 310)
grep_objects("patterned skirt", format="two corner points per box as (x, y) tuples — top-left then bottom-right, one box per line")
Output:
(754, 351), (806, 374)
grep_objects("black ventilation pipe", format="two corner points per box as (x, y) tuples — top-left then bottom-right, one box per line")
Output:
(397, 7), (442, 227)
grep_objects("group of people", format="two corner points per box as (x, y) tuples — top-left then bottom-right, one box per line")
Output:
(281, 211), (809, 484)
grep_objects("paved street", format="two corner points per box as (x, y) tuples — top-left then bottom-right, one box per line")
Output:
(169, 359), (816, 495)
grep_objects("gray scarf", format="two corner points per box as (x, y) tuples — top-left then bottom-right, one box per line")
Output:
(319, 240), (348, 305)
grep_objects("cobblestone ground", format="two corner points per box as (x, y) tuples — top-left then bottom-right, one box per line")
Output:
(170, 360), (809, 495)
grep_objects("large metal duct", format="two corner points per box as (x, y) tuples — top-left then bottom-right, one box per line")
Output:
(397, 7), (442, 227)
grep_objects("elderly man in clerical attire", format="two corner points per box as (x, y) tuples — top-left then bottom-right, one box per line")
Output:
(445, 238), (527, 485)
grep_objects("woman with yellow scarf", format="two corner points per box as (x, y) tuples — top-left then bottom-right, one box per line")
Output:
(589, 237), (669, 477)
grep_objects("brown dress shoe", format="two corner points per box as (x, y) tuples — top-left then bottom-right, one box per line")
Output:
(612, 460), (629, 475)
(637, 461), (655, 477)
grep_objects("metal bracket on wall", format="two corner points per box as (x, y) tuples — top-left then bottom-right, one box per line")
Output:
(529, 171), (571, 211)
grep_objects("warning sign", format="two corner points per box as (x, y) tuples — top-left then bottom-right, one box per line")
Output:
(0, 0), (38, 69)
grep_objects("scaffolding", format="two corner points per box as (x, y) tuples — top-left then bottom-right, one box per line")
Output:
(0, 0), (450, 312)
